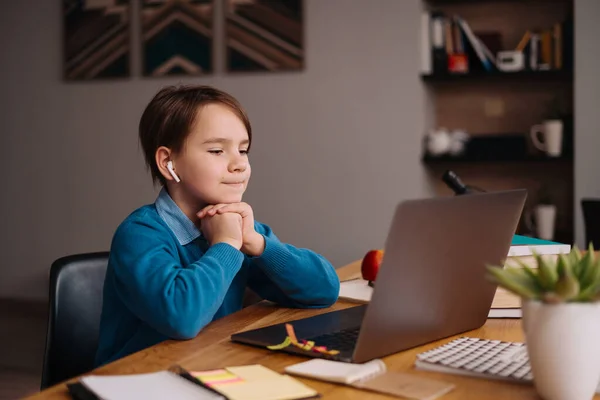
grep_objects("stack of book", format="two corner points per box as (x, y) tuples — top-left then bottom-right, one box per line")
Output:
(492, 235), (570, 318)
(420, 11), (573, 75)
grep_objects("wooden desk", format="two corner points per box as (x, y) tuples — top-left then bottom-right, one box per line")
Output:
(27, 259), (594, 400)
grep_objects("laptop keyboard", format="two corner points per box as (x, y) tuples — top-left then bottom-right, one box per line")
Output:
(306, 326), (360, 352)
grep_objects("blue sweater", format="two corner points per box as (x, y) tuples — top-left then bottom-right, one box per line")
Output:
(95, 191), (340, 366)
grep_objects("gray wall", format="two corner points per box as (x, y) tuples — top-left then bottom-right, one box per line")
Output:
(0, 0), (429, 300)
(575, 0), (600, 247)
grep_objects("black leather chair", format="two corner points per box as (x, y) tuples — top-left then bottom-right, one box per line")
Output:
(582, 199), (600, 249)
(40, 252), (109, 389)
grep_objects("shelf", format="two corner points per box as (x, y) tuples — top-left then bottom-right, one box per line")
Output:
(426, 0), (572, 4)
(421, 69), (573, 83)
(422, 133), (574, 165)
(422, 154), (573, 164)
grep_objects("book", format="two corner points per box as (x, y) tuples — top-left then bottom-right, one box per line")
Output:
(488, 234), (570, 318)
(420, 12), (432, 74)
(515, 31), (531, 52)
(430, 11), (448, 74)
(67, 365), (318, 400)
(487, 287), (521, 318)
(508, 235), (570, 257)
(285, 358), (455, 400)
(455, 16), (494, 71)
(553, 22), (562, 69)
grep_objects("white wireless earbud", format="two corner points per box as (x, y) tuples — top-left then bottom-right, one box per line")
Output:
(166, 161), (180, 183)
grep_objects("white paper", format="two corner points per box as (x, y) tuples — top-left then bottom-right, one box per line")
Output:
(80, 371), (224, 400)
(339, 279), (372, 303)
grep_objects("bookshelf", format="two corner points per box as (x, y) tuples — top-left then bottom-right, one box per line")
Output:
(421, 0), (574, 243)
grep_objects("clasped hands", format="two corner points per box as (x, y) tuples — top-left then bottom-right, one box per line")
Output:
(198, 202), (265, 257)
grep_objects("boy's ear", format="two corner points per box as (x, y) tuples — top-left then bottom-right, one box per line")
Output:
(155, 146), (177, 182)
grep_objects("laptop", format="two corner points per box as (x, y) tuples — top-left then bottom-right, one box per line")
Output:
(231, 190), (527, 363)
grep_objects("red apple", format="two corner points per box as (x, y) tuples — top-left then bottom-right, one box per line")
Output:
(361, 250), (384, 282)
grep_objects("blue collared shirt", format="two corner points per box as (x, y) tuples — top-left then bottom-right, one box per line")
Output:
(155, 188), (201, 246)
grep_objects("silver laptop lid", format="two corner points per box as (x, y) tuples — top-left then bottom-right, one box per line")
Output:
(352, 190), (527, 362)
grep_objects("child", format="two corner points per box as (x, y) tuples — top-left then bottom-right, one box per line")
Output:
(94, 85), (340, 366)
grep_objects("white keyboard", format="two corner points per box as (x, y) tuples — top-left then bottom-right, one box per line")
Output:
(416, 337), (531, 382)
(415, 337), (600, 393)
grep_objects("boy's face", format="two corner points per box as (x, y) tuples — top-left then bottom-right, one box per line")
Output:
(173, 103), (251, 206)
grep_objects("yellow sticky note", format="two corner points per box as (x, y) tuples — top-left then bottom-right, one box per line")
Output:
(191, 369), (244, 387)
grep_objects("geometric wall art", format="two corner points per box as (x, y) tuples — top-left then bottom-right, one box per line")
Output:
(141, 0), (214, 76)
(225, 0), (304, 72)
(63, 0), (131, 80)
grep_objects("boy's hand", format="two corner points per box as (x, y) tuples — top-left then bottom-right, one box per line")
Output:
(198, 210), (243, 250)
(198, 203), (265, 256)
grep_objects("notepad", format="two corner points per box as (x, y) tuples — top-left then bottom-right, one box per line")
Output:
(338, 278), (372, 303)
(285, 358), (455, 400)
(192, 364), (319, 400)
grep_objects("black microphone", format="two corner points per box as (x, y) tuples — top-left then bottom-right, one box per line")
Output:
(442, 170), (482, 195)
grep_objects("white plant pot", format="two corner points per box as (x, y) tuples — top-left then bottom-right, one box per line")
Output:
(522, 300), (600, 400)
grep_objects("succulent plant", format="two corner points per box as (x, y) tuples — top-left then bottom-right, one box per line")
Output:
(486, 244), (600, 303)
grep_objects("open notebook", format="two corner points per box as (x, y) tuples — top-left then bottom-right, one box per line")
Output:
(68, 370), (224, 400)
(68, 365), (318, 400)
(285, 358), (454, 400)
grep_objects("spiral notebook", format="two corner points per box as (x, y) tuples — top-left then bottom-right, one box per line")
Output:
(67, 369), (225, 400)
(284, 359), (454, 400)
(67, 365), (318, 400)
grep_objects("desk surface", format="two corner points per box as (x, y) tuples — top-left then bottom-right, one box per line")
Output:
(27, 259), (594, 400)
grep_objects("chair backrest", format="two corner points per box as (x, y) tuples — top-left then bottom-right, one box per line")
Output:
(582, 199), (600, 249)
(41, 252), (109, 389)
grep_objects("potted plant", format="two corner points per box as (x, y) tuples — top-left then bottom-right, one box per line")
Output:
(487, 245), (600, 400)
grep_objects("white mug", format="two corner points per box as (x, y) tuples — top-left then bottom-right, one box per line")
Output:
(525, 204), (557, 240)
(426, 128), (451, 156)
(530, 120), (563, 157)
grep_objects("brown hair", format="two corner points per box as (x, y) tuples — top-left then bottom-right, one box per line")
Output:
(139, 85), (252, 185)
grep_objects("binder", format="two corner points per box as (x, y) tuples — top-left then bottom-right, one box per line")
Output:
(430, 11), (448, 74)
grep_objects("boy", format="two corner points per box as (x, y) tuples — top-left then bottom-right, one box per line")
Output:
(95, 85), (340, 366)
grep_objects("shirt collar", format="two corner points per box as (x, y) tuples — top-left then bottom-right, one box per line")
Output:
(155, 188), (201, 246)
